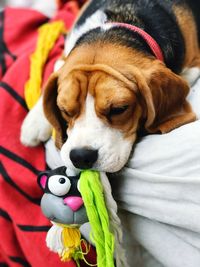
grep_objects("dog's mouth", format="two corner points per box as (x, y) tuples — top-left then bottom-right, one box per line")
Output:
(66, 162), (126, 174)
(60, 136), (134, 174)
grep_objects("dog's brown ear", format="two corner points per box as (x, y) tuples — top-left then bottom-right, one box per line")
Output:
(43, 73), (67, 148)
(135, 63), (196, 133)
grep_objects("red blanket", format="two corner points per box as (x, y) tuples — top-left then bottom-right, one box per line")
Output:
(0, 1), (96, 266)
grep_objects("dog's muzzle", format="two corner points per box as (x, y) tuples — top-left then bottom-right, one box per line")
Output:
(69, 148), (98, 169)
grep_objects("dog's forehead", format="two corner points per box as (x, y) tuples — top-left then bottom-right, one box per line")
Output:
(58, 67), (133, 99)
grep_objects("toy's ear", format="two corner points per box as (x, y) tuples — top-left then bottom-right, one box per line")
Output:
(37, 172), (49, 190)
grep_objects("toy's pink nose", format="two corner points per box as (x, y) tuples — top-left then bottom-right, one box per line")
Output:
(63, 196), (83, 212)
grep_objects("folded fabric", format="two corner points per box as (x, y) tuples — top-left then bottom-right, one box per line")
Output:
(110, 77), (200, 267)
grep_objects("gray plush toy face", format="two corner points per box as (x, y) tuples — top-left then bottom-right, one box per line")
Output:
(38, 166), (88, 225)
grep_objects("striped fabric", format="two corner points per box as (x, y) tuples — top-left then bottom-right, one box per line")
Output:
(0, 2), (96, 266)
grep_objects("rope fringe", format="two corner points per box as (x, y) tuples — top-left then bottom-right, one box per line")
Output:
(46, 223), (91, 265)
(100, 172), (128, 267)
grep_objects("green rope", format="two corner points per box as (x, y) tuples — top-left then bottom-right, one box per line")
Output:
(79, 170), (115, 267)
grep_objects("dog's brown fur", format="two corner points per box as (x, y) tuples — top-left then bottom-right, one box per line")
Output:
(173, 6), (200, 68)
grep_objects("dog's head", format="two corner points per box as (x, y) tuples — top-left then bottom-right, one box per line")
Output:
(43, 43), (195, 172)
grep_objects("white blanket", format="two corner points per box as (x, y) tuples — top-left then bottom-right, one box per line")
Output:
(109, 78), (200, 267)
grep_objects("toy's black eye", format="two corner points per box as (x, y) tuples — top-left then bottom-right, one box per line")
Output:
(59, 178), (66, 184)
(48, 175), (71, 196)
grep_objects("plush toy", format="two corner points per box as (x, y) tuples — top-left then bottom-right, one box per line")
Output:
(38, 167), (127, 267)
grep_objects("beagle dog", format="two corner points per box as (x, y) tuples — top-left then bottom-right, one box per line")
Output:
(21, 0), (200, 173)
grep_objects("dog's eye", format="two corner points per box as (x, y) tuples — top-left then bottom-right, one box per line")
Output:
(60, 109), (72, 117)
(109, 105), (129, 116)
(48, 175), (71, 196)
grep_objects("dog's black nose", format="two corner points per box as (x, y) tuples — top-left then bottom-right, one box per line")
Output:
(69, 148), (98, 169)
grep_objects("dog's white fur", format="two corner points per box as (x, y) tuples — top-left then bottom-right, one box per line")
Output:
(65, 10), (108, 56)
(20, 97), (52, 147)
(60, 94), (133, 172)
(21, 7), (200, 172)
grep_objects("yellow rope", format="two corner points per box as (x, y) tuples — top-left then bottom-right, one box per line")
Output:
(61, 226), (81, 262)
(25, 20), (66, 110)
(54, 224), (96, 266)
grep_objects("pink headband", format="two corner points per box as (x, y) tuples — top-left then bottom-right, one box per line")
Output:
(107, 22), (164, 62)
